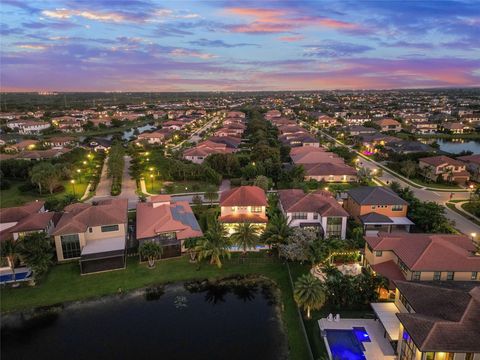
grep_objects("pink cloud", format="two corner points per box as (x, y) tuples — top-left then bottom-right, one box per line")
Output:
(278, 35), (304, 42)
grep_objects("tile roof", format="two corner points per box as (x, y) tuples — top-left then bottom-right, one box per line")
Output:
(418, 155), (465, 167)
(303, 162), (357, 176)
(365, 233), (480, 271)
(8, 212), (55, 233)
(348, 186), (408, 205)
(136, 198), (202, 240)
(396, 282), (480, 352)
(375, 118), (400, 126)
(52, 199), (127, 236)
(220, 186), (267, 207)
(0, 201), (45, 223)
(278, 189), (348, 217)
(458, 154), (480, 165)
(371, 260), (406, 289)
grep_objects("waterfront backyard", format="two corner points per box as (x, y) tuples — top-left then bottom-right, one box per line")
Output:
(0, 254), (310, 360)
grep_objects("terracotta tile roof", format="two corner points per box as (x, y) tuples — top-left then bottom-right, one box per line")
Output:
(365, 233), (480, 271)
(220, 186), (267, 207)
(136, 198), (202, 240)
(291, 149), (344, 165)
(348, 186), (408, 205)
(0, 201), (45, 223)
(52, 199), (127, 235)
(278, 189), (348, 217)
(219, 214), (268, 223)
(458, 154), (480, 165)
(8, 212), (55, 233)
(419, 155), (465, 167)
(303, 162), (357, 176)
(396, 282), (480, 352)
(375, 118), (400, 126)
(371, 260), (406, 290)
(183, 140), (233, 157)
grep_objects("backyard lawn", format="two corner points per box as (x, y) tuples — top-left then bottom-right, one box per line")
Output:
(1, 254), (311, 360)
(0, 180), (88, 208)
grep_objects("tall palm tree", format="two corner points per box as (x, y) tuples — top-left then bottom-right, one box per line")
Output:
(293, 273), (326, 319)
(1, 238), (20, 283)
(262, 212), (292, 248)
(231, 222), (260, 255)
(195, 219), (231, 268)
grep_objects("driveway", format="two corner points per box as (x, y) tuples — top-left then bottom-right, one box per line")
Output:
(118, 155), (139, 209)
(92, 157), (111, 197)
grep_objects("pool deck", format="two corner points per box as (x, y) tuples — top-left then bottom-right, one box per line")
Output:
(319, 318), (397, 360)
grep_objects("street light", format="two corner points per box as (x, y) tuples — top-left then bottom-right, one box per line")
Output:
(469, 184), (475, 201)
(70, 179), (76, 197)
(471, 232), (477, 241)
(150, 174), (154, 191)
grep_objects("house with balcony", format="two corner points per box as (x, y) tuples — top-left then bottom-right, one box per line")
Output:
(344, 186), (413, 234)
(375, 118), (402, 132)
(364, 232), (480, 293)
(219, 186), (268, 234)
(136, 195), (203, 259)
(278, 189), (348, 239)
(52, 199), (128, 274)
(418, 155), (470, 184)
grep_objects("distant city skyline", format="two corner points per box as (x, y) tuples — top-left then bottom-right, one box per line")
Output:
(1, 0), (479, 91)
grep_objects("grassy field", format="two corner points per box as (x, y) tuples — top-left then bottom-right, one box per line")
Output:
(1, 254), (311, 360)
(0, 180), (88, 208)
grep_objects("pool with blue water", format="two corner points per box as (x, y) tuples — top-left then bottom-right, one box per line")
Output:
(325, 327), (370, 360)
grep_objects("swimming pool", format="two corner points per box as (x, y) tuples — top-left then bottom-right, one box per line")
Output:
(325, 329), (367, 360)
(0, 269), (31, 284)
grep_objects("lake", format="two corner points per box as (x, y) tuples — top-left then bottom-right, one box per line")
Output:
(122, 124), (157, 140)
(1, 279), (288, 360)
(436, 138), (480, 154)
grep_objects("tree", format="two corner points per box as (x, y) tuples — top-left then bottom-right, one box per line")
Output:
(1, 238), (20, 283)
(278, 227), (317, 262)
(139, 242), (163, 268)
(293, 273), (326, 319)
(253, 175), (269, 191)
(262, 212), (292, 248)
(195, 218), (231, 268)
(231, 222), (260, 255)
(357, 167), (372, 185)
(19, 232), (54, 280)
(409, 200), (455, 233)
(30, 162), (62, 194)
(400, 160), (417, 179)
(192, 194), (203, 208)
(183, 237), (200, 262)
(203, 186), (218, 206)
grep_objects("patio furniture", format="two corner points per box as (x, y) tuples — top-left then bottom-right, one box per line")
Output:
(327, 313), (334, 321)
(334, 314), (341, 322)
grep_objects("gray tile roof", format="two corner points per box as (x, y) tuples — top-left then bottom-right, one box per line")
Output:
(348, 186), (408, 206)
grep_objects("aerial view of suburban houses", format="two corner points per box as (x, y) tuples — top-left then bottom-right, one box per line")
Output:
(0, 73), (480, 360)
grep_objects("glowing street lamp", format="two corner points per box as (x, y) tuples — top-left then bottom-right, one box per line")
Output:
(471, 232), (477, 241)
(149, 174), (154, 191)
(70, 179), (76, 197)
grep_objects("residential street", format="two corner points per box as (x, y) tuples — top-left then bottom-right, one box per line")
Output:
(93, 157), (111, 197)
(119, 156), (139, 209)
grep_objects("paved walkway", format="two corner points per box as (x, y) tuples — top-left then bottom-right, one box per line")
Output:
(118, 156), (139, 209)
(94, 157), (111, 197)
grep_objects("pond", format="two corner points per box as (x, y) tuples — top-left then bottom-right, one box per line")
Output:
(436, 138), (480, 154)
(122, 124), (157, 140)
(1, 279), (288, 360)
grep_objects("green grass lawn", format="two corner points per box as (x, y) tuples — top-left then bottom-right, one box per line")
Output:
(146, 179), (217, 194)
(410, 177), (461, 189)
(0, 180), (88, 208)
(1, 254), (310, 360)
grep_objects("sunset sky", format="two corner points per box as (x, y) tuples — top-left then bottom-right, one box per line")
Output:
(1, 0), (479, 91)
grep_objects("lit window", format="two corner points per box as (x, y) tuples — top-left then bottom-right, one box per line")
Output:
(392, 205), (403, 211)
(251, 206), (262, 213)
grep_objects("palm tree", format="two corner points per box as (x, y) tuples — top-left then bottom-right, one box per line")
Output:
(293, 273), (326, 319)
(139, 242), (163, 268)
(231, 222), (260, 255)
(183, 237), (200, 262)
(204, 186), (218, 206)
(1, 238), (20, 283)
(195, 219), (231, 268)
(18, 232), (54, 280)
(261, 212), (292, 248)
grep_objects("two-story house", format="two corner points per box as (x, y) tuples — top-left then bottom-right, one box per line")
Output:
(183, 140), (234, 164)
(375, 118), (402, 132)
(278, 189), (349, 239)
(0, 201), (50, 243)
(458, 154), (480, 182)
(392, 282), (479, 360)
(418, 155), (470, 184)
(343, 186), (413, 234)
(364, 232), (480, 294)
(136, 195), (203, 259)
(52, 199), (128, 274)
(219, 186), (268, 234)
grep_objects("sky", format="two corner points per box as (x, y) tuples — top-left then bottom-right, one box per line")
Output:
(1, 0), (479, 91)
